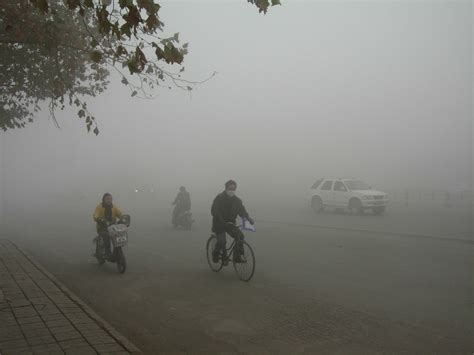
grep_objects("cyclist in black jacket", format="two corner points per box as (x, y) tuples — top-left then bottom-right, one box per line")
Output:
(211, 180), (254, 263)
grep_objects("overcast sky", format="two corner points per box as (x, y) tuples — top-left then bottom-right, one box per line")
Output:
(0, 0), (472, 210)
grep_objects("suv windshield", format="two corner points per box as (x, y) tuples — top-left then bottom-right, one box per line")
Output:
(345, 180), (371, 190)
(311, 179), (323, 189)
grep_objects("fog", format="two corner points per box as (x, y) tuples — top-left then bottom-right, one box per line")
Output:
(2, 0), (472, 207)
(0, 1), (472, 352)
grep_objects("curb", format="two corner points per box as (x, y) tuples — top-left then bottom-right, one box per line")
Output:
(5, 239), (142, 354)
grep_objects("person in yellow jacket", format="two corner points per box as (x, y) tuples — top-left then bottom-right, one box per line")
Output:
(93, 193), (123, 257)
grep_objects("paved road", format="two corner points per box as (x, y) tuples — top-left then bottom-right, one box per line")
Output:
(3, 205), (473, 354)
(247, 198), (472, 240)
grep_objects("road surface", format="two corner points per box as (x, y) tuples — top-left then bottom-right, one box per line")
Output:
(3, 203), (473, 354)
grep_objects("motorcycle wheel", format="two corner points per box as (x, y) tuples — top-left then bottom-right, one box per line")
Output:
(116, 248), (127, 274)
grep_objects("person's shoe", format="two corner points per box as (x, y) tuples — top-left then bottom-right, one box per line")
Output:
(212, 252), (219, 263)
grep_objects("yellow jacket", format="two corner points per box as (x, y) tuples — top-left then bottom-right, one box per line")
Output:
(93, 203), (123, 223)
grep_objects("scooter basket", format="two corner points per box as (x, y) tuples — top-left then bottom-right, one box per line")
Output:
(108, 224), (129, 247)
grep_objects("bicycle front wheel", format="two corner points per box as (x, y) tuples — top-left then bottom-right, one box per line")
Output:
(206, 235), (223, 272)
(233, 241), (255, 282)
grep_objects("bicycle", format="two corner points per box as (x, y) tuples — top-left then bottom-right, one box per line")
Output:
(206, 221), (256, 282)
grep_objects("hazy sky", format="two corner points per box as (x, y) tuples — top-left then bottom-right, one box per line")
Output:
(0, 0), (472, 210)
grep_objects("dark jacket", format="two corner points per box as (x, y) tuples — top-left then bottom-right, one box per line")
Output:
(174, 191), (191, 211)
(211, 191), (249, 233)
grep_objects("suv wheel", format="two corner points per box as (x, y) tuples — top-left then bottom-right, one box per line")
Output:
(373, 206), (385, 215)
(311, 196), (324, 213)
(349, 198), (363, 215)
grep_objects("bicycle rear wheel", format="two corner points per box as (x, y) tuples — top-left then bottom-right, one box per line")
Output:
(233, 241), (255, 282)
(206, 235), (223, 272)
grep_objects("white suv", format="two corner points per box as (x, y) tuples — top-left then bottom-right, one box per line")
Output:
(309, 178), (388, 215)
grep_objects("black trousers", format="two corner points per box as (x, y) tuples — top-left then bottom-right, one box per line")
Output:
(99, 230), (112, 255)
(214, 225), (244, 256)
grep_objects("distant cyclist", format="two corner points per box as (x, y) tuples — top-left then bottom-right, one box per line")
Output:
(211, 180), (254, 263)
(172, 186), (191, 227)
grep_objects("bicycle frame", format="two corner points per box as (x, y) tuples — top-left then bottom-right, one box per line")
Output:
(221, 235), (246, 262)
(226, 239), (237, 256)
(214, 220), (253, 262)
(222, 221), (252, 260)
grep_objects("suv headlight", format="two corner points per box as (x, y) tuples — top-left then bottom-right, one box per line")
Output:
(361, 195), (373, 200)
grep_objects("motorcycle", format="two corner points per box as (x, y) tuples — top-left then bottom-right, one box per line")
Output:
(93, 215), (131, 274)
(172, 207), (194, 230)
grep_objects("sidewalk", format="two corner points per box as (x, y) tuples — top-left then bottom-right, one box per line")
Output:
(0, 239), (140, 354)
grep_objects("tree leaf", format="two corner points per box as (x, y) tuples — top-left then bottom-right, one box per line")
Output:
(248, 0), (270, 13)
(145, 14), (159, 31)
(90, 50), (102, 63)
(78, 109), (85, 118)
(163, 44), (183, 64)
(155, 46), (165, 61)
(135, 47), (147, 70)
(131, 90), (137, 97)
(66, 0), (80, 10)
(123, 6), (141, 28)
(34, 0), (50, 13)
(119, 0), (133, 8)
(116, 45), (127, 57)
(120, 23), (132, 38)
